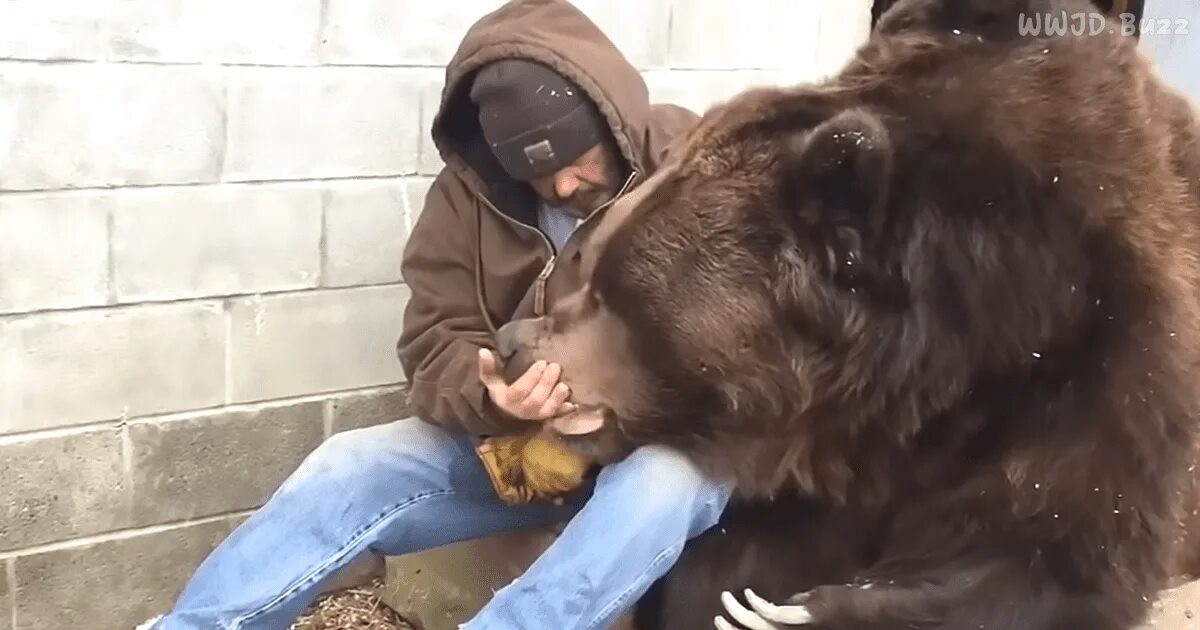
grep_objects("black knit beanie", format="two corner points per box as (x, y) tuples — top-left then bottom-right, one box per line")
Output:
(470, 59), (609, 182)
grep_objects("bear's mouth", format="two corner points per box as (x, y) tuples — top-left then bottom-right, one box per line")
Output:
(548, 405), (607, 435)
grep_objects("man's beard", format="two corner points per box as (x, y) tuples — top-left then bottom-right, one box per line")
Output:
(560, 185), (618, 216)
(553, 146), (628, 217)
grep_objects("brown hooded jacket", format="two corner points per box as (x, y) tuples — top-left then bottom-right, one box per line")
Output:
(397, 0), (699, 437)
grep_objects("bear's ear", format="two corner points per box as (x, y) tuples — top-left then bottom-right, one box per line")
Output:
(877, 0), (1037, 40)
(786, 108), (893, 231)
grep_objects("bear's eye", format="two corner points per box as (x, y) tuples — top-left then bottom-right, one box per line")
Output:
(699, 361), (710, 374)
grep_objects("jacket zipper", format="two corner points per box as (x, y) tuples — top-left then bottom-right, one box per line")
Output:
(474, 170), (640, 317)
(473, 191), (557, 322)
(533, 170), (639, 315)
(533, 254), (556, 316)
(473, 192), (554, 254)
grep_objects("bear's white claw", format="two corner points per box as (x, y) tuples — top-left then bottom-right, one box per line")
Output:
(720, 591), (783, 629)
(715, 614), (742, 630)
(745, 588), (814, 625)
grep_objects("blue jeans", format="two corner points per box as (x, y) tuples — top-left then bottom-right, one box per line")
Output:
(150, 417), (731, 629)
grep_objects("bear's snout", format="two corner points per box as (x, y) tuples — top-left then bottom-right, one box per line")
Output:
(492, 314), (544, 369)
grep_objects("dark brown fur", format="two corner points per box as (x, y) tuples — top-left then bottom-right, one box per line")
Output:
(495, 0), (1200, 627)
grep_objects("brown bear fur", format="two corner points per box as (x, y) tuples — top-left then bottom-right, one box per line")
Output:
(494, 0), (1200, 627)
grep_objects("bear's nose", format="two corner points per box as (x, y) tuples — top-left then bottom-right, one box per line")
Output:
(495, 317), (544, 361)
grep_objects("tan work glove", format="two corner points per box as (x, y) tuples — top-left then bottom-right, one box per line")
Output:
(474, 348), (591, 503)
(476, 433), (590, 505)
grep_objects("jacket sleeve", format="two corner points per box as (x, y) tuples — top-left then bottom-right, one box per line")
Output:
(397, 173), (529, 437)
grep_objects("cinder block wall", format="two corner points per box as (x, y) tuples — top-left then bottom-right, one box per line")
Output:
(0, 1), (871, 628)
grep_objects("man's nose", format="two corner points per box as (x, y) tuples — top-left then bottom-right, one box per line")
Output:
(495, 317), (544, 360)
(555, 172), (580, 200)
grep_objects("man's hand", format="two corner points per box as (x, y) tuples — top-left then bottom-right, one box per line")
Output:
(478, 348), (577, 421)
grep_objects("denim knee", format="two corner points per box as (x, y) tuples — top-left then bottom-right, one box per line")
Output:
(274, 417), (460, 496)
(595, 444), (731, 537)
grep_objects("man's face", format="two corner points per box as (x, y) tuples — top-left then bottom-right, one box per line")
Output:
(529, 142), (624, 216)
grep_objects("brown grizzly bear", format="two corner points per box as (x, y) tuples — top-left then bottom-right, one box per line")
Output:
(494, 0), (1200, 628)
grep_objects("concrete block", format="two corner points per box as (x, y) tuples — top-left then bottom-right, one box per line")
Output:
(666, 0), (819, 70)
(106, 0), (321, 64)
(323, 180), (410, 288)
(321, 0), (504, 66)
(129, 400), (324, 525)
(572, 0), (671, 69)
(112, 185), (322, 302)
(228, 284), (410, 403)
(1138, 2), (1200, 103)
(642, 70), (781, 117)
(813, 1), (874, 81)
(0, 1), (108, 61)
(330, 387), (410, 435)
(1140, 579), (1200, 629)
(12, 515), (245, 630)
(224, 67), (421, 182)
(382, 529), (560, 630)
(405, 178), (435, 231)
(0, 429), (128, 552)
(0, 64), (223, 191)
(417, 75), (446, 176)
(0, 192), (109, 314)
(0, 302), (225, 434)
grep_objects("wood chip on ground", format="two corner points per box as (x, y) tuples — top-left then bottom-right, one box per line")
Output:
(292, 578), (413, 630)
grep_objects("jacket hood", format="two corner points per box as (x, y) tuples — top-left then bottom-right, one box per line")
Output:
(429, 0), (653, 199)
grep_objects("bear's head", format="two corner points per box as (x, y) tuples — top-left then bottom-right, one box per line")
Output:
(495, 0), (1200, 500)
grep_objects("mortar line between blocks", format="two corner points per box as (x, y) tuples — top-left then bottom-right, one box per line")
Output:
(120, 420), (134, 528)
(0, 509), (257, 560)
(105, 207), (117, 305)
(0, 58), (444, 69)
(0, 279), (408, 319)
(323, 399), (334, 440)
(95, 0), (112, 64)
(815, 1), (826, 72)
(0, 173), (425, 197)
(316, 0), (331, 64)
(224, 300), (233, 406)
(401, 177), (414, 233)
(318, 189), (330, 287)
(0, 383), (409, 445)
(6, 558), (16, 630)
(217, 78), (230, 182)
(415, 85), (428, 171)
(0, 419), (134, 446)
(121, 383), (410, 429)
(665, 1), (675, 63)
